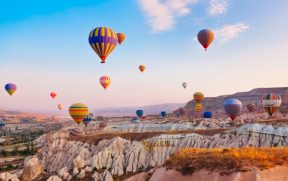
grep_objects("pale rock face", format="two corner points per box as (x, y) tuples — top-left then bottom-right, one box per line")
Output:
(47, 175), (62, 181)
(84, 166), (92, 173)
(58, 167), (69, 180)
(77, 169), (86, 179)
(35, 124), (288, 177)
(92, 171), (100, 181)
(21, 157), (42, 181)
(124, 172), (149, 181)
(99, 170), (113, 181)
(0, 172), (20, 181)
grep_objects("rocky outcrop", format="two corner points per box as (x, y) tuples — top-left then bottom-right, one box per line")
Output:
(99, 170), (113, 181)
(0, 172), (19, 181)
(35, 124), (288, 176)
(47, 175), (62, 181)
(149, 166), (288, 181)
(20, 156), (42, 181)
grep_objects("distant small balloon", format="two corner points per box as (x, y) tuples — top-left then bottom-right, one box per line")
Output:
(203, 111), (213, 118)
(100, 76), (111, 90)
(197, 29), (215, 51)
(193, 92), (204, 103)
(58, 104), (63, 111)
(50, 92), (57, 99)
(224, 99), (242, 120)
(117, 33), (126, 44)
(5, 83), (17, 96)
(139, 65), (146, 73)
(182, 82), (187, 89)
(160, 111), (167, 117)
(136, 110), (144, 118)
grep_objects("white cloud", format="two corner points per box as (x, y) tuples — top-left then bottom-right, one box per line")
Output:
(208, 0), (228, 16)
(138, 0), (197, 32)
(215, 23), (249, 43)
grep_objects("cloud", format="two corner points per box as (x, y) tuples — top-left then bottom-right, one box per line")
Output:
(138, 0), (197, 32)
(215, 23), (249, 43)
(208, 0), (228, 16)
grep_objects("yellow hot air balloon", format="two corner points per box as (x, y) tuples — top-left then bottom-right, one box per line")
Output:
(69, 103), (89, 124)
(100, 76), (111, 90)
(193, 92), (204, 103)
(117, 33), (126, 44)
(139, 64), (146, 73)
(195, 103), (203, 112)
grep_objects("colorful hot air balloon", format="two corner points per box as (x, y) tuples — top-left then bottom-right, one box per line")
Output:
(5, 83), (17, 96)
(99, 76), (111, 90)
(195, 103), (203, 112)
(203, 111), (213, 118)
(69, 103), (89, 124)
(117, 33), (126, 44)
(193, 92), (204, 103)
(160, 111), (167, 117)
(136, 110), (144, 118)
(88, 27), (118, 63)
(139, 64), (146, 73)
(83, 114), (93, 127)
(50, 92), (57, 99)
(261, 93), (282, 116)
(182, 82), (187, 89)
(58, 104), (63, 111)
(224, 99), (242, 120)
(246, 103), (257, 112)
(197, 29), (215, 51)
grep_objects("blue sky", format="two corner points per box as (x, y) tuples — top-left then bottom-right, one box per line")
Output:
(0, 0), (288, 113)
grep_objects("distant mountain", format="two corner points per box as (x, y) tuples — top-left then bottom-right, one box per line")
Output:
(176, 87), (288, 115)
(94, 103), (185, 116)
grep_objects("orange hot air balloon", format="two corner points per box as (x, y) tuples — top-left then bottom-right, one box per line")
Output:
(117, 33), (126, 44)
(58, 104), (63, 111)
(100, 76), (111, 90)
(50, 92), (57, 99)
(69, 103), (89, 124)
(139, 64), (146, 73)
(197, 29), (215, 51)
(193, 92), (204, 103)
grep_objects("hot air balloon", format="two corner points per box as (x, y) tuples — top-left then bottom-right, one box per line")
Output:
(182, 82), (187, 89)
(195, 103), (203, 112)
(139, 64), (146, 73)
(58, 104), (63, 111)
(69, 103), (89, 124)
(0, 120), (5, 129)
(50, 92), (57, 99)
(160, 111), (167, 117)
(136, 110), (144, 118)
(117, 33), (126, 44)
(100, 76), (111, 90)
(197, 29), (215, 51)
(224, 99), (242, 120)
(203, 111), (213, 118)
(69, 127), (85, 137)
(261, 93), (282, 116)
(88, 27), (118, 63)
(83, 114), (93, 127)
(5, 83), (17, 96)
(193, 92), (204, 103)
(246, 103), (257, 112)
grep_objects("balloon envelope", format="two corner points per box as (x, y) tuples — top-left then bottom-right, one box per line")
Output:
(203, 111), (212, 118)
(197, 29), (215, 51)
(83, 114), (93, 127)
(224, 99), (242, 120)
(261, 93), (282, 116)
(5, 83), (17, 96)
(246, 103), (257, 112)
(136, 110), (144, 118)
(117, 33), (126, 44)
(195, 103), (203, 112)
(69, 103), (89, 124)
(50, 92), (57, 99)
(139, 65), (146, 72)
(160, 111), (167, 117)
(182, 82), (187, 89)
(88, 27), (118, 63)
(194, 92), (204, 103)
(58, 104), (63, 111)
(100, 76), (111, 90)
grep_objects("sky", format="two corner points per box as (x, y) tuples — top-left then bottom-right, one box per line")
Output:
(0, 0), (288, 113)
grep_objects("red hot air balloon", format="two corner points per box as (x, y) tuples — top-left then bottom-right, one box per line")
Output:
(100, 76), (111, 90)
(197, 29), (215, 51)
(50, 92), (57, 99)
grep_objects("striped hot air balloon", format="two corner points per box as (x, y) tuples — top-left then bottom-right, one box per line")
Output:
(246, 103), (257, 112)
(88, 27), (118, 63)
(193, 92), (204, 103)
(139, 64), (146, 73)
(224, 99), (242, 120)
(5, 83), (17, 96)
(197, 29), (215, 51)
(117, 33), (126, 44)
(99, 76), (111, 90)
(69, 103), (89, 124)
(261, 93), (282, 116)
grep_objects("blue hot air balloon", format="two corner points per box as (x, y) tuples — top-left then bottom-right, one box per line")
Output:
(203, 111), (212, 118)
(160, 111), (167, 117)
(224, 99), (242, 120)
(136, 110), (144, 118)
(83, 113), (93, 127)
(131, 117), (140, 124)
